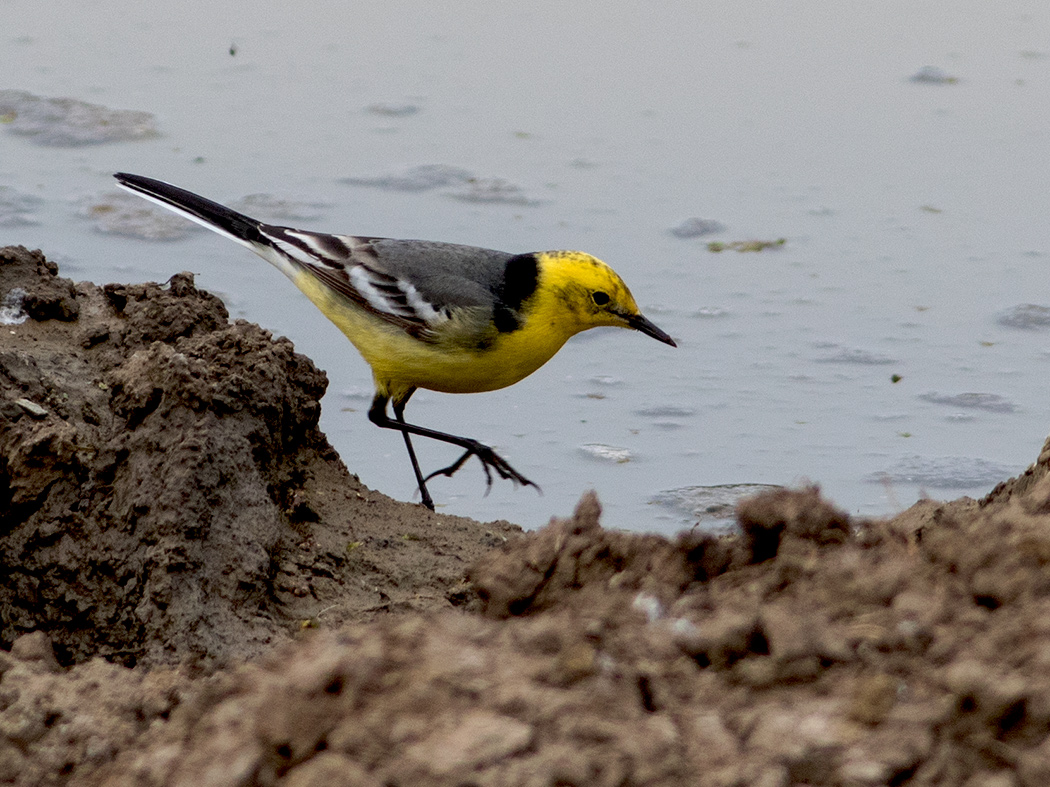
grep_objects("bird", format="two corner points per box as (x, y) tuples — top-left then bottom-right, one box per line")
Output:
(113, 173), (677, 510)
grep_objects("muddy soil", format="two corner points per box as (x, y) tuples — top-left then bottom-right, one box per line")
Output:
(4, 244), (1050, 786)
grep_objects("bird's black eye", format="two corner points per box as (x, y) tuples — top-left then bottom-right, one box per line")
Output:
(591, 291), (610, 306)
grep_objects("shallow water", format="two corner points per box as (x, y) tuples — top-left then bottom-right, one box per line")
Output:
(3, 1), (1050, 532)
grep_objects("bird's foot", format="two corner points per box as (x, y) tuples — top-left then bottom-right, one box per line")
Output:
(423, 441), (539, 495)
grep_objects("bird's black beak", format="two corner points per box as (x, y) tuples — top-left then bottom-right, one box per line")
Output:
(624, 313), (677, 347)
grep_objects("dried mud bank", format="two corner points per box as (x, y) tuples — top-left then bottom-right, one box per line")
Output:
(0, 245), (517, 668)
(5, 245), (1050, 785)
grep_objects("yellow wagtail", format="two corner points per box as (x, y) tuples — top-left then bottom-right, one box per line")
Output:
(114, 173), (676, 510)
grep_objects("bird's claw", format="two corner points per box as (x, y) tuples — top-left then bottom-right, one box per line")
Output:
(423, 442), (539, 495)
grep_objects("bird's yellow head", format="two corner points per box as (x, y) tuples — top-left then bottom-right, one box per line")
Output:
(536, 251), (676, 346)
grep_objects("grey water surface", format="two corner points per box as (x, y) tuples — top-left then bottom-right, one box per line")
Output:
(3, 1), (1049, 533)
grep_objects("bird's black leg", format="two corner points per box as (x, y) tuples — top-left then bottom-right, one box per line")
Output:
(368, 392), (434, 510)
(392, 393), (435, 511)
(368, 393), (538, 501)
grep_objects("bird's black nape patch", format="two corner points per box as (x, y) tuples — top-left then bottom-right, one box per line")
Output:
(497, 253), (539, 311)
(491, 253), (538, 334)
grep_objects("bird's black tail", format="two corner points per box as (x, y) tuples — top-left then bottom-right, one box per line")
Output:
(114, 172), (266, 247)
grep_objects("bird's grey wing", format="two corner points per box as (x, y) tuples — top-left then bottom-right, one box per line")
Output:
(365, 239), (513, 307)
(264, 228), (521, 342)
(360, 239), (519, 343)
(371, 240), (542, 339)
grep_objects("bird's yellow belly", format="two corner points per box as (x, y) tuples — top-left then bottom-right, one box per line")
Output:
(292, 271), (569, 399)
(369, 328), (567, 395)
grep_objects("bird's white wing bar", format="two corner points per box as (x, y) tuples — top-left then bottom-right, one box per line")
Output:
(263, 228), (349, 267)
(278, 229), (354, 265)
(348, 265), (405, 316)
(399, 278), (450, 325)
(269, 236), (323, 267)
(348, 264), (450, 328)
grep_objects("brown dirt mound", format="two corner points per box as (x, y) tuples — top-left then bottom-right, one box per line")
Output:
(5, 246), (1050, 786)
(0, 245), (518, 670)
(84, 480), (1050, 787)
